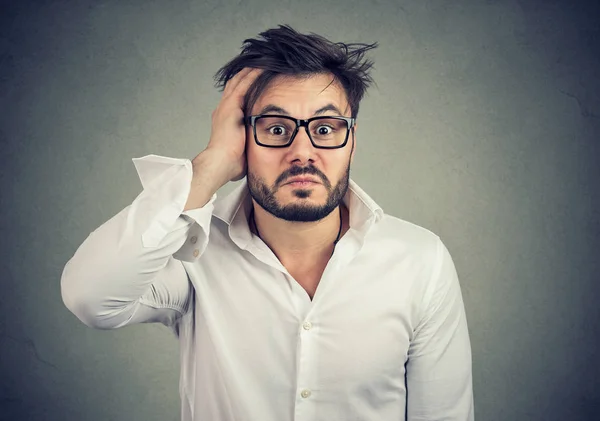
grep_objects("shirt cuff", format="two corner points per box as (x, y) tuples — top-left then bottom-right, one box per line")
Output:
(132, 154), (216, 255)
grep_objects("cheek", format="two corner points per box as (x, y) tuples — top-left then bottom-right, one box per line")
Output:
(325, 155), (350, 179)
(247, 148), (282, 184)
(246, 138), (264, 167)
(248, 148), (272, 168)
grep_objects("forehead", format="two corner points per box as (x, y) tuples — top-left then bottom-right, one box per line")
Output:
(252, 73), (349, 114)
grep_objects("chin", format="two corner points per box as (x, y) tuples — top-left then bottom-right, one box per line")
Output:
(282, 190), (323, 202)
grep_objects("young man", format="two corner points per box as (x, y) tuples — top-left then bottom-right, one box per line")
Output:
(61, 25), (474, 421)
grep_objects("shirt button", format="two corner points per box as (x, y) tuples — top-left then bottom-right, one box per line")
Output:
(302, 321), (312, 330)
(300, 389), (311, 398)
(190, 236), (197, 244)
(193, 249), (199, 257)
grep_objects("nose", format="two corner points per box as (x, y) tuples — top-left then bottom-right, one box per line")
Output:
(287, 125), (315, 163)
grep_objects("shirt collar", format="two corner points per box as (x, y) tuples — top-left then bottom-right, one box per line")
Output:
(212, 178), (384, 250)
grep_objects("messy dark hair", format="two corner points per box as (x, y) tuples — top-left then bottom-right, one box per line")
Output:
(214, 25), (377, 118)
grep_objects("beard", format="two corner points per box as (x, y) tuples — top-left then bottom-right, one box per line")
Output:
(247, 160), (350, 223)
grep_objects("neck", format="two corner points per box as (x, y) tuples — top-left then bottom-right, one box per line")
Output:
(250, 201), (347, 264)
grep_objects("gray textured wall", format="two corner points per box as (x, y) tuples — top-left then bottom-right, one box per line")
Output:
(1, 0), (599, 420)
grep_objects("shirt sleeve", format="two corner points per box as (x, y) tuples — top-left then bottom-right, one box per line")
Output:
(406, 237), (474, 420)
(60, 154), (216, 330)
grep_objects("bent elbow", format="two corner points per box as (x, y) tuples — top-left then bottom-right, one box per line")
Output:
(60, 259), (126, 330)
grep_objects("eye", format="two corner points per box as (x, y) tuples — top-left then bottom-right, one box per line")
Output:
(268, 125), (287, 136)
(315, 125), (333, 135)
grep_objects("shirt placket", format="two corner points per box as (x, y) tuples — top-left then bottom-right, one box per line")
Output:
(293, 305), (319, 421)
(244, 227), (365, 421)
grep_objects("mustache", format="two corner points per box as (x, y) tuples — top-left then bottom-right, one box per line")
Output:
(275, 165), (330, 188)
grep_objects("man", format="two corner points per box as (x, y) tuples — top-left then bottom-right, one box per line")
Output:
(61, 25), (474, 421)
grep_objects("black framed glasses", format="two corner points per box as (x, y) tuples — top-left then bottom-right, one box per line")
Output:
(245, 115), (355, 149)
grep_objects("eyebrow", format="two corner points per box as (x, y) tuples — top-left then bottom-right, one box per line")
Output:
(257, 103), (345, 116)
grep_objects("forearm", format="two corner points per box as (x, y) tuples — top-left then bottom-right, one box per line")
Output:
(184, 148), (235, 211)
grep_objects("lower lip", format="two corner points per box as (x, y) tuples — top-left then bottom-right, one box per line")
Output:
(287, 181), (317, 187)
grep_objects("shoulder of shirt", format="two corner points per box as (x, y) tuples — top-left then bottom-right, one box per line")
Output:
(374, 213), (442, 255)
(372, 215), (448, 296)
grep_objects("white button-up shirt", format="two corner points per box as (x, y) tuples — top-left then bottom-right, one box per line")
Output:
(61, 154), (474, 421)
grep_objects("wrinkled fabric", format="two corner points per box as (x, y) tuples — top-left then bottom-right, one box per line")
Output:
(61, 154), (474, 421)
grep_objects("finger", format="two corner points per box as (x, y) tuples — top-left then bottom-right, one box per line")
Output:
(224, 68), (262, 101)
(223, 67), (255, 97)
(223, 67), (252, 96)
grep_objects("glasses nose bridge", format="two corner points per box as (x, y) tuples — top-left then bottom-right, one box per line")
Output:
(292, 118), (313, 145)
